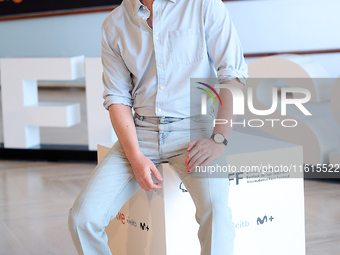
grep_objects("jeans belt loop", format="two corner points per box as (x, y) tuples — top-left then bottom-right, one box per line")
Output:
(135, 112), (144, 121)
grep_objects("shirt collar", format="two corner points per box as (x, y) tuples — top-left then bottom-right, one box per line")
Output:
(129, 0), (176, 16)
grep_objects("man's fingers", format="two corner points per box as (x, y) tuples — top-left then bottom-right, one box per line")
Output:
(185, 145), (201, 171)
(185, 142), (201, 166)
(151, 165), (163, 182)
(190, 154), (209, 172)
(144, 175), (155, 191)
(185, 152), (195, 165)
(186, 151), (203, 172)
(188, 146), (199, 160)
(187, 139), (198, 151)
(190, 156), (210, 172)
(144, 171), (162, 191)
(185, 153), (190, 165)
(141, 180), (153, 192)
(188, 144), (206, 165)
(132, 157), (164, 191)
(138, 180), (148, 191)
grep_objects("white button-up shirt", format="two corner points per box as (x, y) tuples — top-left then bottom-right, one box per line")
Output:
(102, 0), (248, 117)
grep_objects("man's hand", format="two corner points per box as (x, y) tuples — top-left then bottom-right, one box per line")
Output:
(185, 138), (225, 172)
(130, 153), (163, 191)
(108, 105), (163, 192)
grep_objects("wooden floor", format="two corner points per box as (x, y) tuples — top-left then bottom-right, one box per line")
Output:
(0, 160), (94, 255)
(0, 160), (338, 255)
(304, 179), (340, 254)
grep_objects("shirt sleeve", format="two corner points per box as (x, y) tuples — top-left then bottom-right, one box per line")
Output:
(203, 0), (248, 85)
(101, 24), (133, 110)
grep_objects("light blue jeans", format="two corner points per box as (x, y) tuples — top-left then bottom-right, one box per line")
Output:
(68, 114), (235, 255)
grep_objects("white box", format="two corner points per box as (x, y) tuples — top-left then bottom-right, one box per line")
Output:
(98, 131), (305, 255)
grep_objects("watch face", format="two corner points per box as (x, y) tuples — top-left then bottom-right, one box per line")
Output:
(214, 133), (225, 143)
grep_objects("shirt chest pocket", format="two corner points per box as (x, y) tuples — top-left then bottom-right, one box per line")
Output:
(168, 27), (204, 65)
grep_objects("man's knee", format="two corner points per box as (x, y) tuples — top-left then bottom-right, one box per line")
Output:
(68, 207), (79, 235)
(68, 205), (104, 235)
(196, 199), (231, 222)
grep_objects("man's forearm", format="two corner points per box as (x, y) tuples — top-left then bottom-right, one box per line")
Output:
(108, 104), (141, 162)
(213, 79), (245, 140)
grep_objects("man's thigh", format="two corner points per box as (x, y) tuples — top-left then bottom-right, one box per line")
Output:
(168, 148), (234, 248)
(71, 141), (141, 225)
(168, 149), (230, 205)
(72, 118), (163, 221)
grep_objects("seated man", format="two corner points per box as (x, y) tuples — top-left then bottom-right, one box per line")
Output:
(68, 0), (248, 254)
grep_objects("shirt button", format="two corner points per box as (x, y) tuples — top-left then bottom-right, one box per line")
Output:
(142, 17), (146, 21)
(155, 36), (159, 40)
(157, 108), (161, 112)
(143, 6), (147, 10)
(159, 86), (164, 90)
(158, 63), (163, 67)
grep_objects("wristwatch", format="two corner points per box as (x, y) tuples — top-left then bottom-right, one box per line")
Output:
(211, 133), (228, 146)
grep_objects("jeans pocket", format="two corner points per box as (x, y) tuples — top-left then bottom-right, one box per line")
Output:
(168, 26), (204, 65)
(189, 114), (214, 138)
(134, 116), (157, 128)
(190, 112), (215, 123)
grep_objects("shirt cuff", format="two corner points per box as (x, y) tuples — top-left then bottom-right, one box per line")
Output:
(103, 95), (132, 110)
(217, 69), (248, 86)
